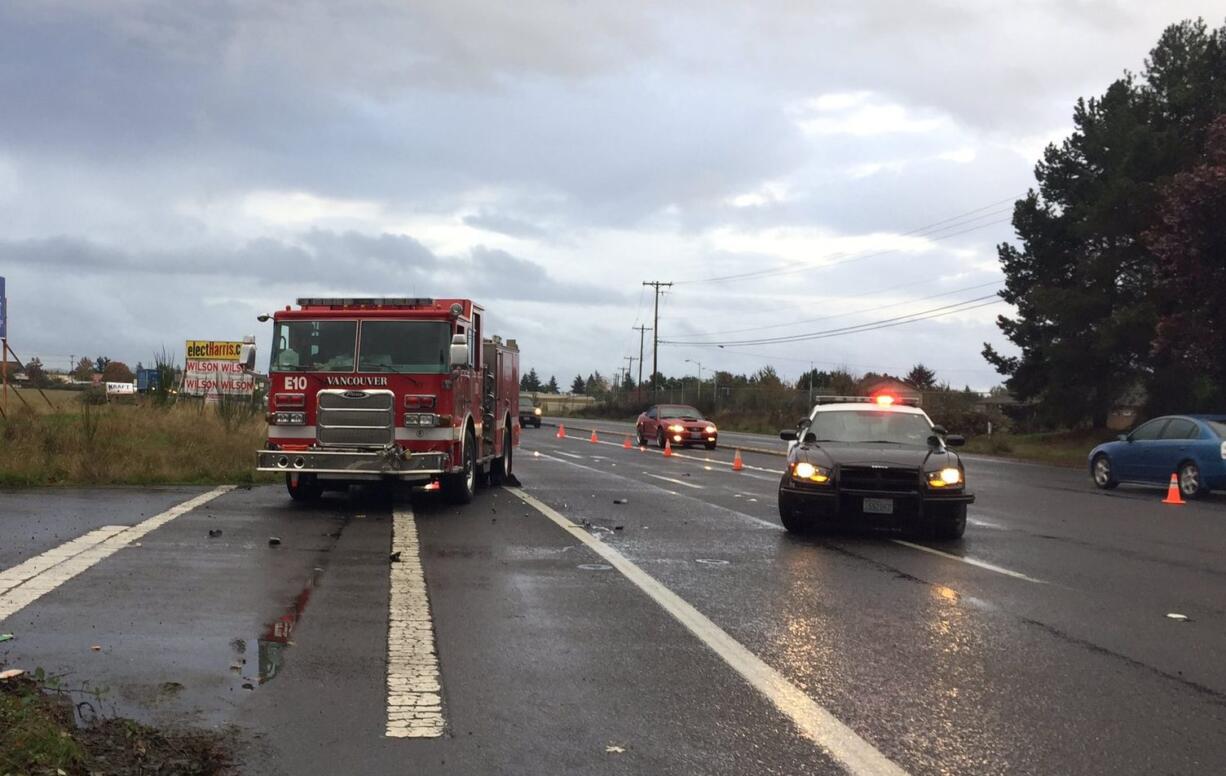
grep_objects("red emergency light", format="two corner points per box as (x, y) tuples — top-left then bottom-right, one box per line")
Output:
(873, 394), (896, 406)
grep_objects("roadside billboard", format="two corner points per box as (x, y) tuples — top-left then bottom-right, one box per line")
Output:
(183, 339), (255, 398)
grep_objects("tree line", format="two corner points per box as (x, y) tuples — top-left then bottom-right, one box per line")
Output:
(985, 18), (1226, 427)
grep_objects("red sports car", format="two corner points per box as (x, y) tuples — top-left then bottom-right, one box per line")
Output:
(635, 404), (718, 449)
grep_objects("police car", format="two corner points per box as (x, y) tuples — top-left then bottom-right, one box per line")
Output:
(777, 395), (973, 539)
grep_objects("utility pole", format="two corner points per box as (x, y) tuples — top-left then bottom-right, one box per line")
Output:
(685, 359), (703, 402)
(641, 282), (671, 400)
(633, 325), (651, 401)
(624, 356), (636, 391)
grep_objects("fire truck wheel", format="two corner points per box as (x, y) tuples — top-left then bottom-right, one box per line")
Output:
(490, 427), (513, 486)
(446, 428), (478, 504)
(286, 473), (323, 502)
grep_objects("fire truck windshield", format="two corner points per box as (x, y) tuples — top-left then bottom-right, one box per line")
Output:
(357, 320), (451, 374)
(271, 320), (357, 372)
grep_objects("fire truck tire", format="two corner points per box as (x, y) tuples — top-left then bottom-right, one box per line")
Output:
(446, 428), (478, 504)
(490, 426), (513, 486)
(286, 473), (323, 502)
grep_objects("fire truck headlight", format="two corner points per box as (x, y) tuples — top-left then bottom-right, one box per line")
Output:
(274, 411), (306, 426)
(404, 413), (439, 427)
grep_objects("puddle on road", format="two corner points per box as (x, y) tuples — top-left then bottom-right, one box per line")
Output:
(235, 565), (325, 690)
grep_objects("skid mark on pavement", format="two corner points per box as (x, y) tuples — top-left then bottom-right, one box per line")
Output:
(386, 508), (444, 738)
(0, 487), (233, 623)
(509, 488), (909, 776)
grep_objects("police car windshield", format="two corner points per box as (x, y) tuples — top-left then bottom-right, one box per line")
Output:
(659, 405), (703, 420)
(271, 320), (356, 372)
(808, 409), (932, 445)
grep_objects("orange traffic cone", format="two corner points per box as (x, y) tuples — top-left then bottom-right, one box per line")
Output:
(663, 439), (673, 457)
(732, 449), (744, 471)
(623, 435), (633, 449)
(1162, 473), (1185, 505)
(590, 429), (599, 443)
(556, 424), (566, 439)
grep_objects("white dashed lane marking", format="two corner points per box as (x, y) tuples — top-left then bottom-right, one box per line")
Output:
(386, 508), (445, 738)
(0, 487), (234, 623)
(643, 472), (704, 490)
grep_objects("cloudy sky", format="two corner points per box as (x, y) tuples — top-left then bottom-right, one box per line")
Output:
(2, 1), (1219, 389)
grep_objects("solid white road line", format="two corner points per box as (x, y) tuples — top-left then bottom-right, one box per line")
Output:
(554, 451), (586, 459)
(642, 472), (704, 490)
(386, 508), (444, 738)
(509, 488), (909, 776)
(530, 447), (1043, 586)
(0, 486), (234, 623)
(890, 540), (1046, 584)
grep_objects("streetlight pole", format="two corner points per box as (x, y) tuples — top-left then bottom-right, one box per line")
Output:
(685, 359), (703, 402)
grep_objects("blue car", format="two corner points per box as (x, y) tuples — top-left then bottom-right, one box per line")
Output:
(1089, 415), (1226, 499)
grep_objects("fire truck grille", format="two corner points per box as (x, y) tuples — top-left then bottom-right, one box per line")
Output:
(316, 390), (395, 448)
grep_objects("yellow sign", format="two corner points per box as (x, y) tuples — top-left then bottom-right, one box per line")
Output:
(185, 340), (243, 361)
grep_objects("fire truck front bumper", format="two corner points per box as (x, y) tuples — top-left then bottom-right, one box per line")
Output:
(256, 448), (448, 481)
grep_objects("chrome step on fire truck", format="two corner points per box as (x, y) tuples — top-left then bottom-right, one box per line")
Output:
(255, 298), (520, 503)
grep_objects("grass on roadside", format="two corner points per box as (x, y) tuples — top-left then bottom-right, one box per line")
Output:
(0, 669), (232, 775)
(0, 398), (276, 488)
(961, 428), (1118, 468)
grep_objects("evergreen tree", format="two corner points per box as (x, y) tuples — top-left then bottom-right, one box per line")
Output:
(983, 19), (1226, 425)
(546, 375), (560, 394)
(519, 368), (542, 392)
(570, 374), (585, 394)
(905, 364), (938, 390)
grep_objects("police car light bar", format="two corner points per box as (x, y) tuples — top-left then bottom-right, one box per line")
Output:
(813, 395), (922, 407)
(297, 297), (435, 308)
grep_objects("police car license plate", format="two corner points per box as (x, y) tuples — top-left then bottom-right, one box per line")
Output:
(863, 498), (894, 515)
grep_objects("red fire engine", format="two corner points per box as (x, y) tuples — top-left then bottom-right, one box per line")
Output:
(256, 298), (520, 503)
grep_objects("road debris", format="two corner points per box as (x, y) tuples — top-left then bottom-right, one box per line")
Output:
(606, 744), (626, 754)
(208, 529), (222, 538)
(1166, 612), (1190, 621)
(390, 551), (402, 563)
(90, 645), (102, 652)
(613, 498), (629, 504)
(0, 633), (13, 643)
(268, 537), (282, 546)
(0, 668), (25, 680)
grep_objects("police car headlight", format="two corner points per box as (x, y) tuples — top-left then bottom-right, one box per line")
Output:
(927, 467), (963, 487)
(792, 462), (830, 484)
(534, 407), (542, 416)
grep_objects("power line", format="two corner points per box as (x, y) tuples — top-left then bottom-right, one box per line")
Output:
(664, 280), (1003, 342)
(673, 193), (1022, 286)
(661, 295), (1002, 347)
(675, 216), (1010, 286)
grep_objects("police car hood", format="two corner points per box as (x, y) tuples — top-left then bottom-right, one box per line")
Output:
(795, 443), (959, 470)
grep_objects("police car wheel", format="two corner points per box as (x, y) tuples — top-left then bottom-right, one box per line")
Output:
(778, 486), (819, 534)
(927, 503), (967, 540)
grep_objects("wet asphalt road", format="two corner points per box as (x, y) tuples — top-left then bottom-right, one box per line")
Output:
(2, 432), (1226, 775)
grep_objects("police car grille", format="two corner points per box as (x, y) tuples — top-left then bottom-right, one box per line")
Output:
(317, 390), (394, 448)
(838, 466), (918, 492)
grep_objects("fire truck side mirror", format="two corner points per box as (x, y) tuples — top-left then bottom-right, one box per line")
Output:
(449, 334), (469, 369)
